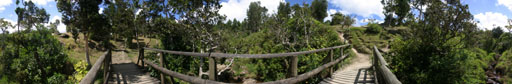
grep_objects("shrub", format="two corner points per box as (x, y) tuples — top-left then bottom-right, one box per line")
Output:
(365, 23), (383, 34)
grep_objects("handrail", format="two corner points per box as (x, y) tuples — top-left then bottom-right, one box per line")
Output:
(143, 59), (230, 84)
(142, 54), (349, 84)
(259, 54), (349, 84)
(372, 46), (401, 84)
(139, 45), (350, 84)
(143, 44), (349, 58)
(80, 50), (112, 84)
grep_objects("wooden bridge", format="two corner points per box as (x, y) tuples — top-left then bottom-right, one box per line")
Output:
(78, 44), (401, 84)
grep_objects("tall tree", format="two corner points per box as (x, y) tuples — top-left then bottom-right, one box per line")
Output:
(247, 1), (267, 32)
(57, 0), (104, 66)
(310, 0), (328, 21)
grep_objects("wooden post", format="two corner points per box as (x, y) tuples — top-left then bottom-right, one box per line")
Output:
(289, 56), (298, 77)
(137, 48), (142, 65)
(329, 50), (333, 77)
(208, 57), (217, 80)
(340, 48), (344, 68)
(159, 52), (165, 84)
(141, 48), (145, 68)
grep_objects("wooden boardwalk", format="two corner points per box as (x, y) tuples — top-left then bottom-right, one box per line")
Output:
(107, 50), (159, 84)
(320, 48), (374, 84)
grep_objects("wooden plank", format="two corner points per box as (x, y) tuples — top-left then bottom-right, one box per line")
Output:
(80, 50), (110, 84)
(143, 45), (349, 58)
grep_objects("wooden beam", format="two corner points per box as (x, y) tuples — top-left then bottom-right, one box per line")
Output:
(80, 50), (110, 84)
(143, 45), (349, 58)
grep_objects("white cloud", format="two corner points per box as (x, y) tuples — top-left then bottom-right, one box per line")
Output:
(50, 16), (67, 33)
(99, 8), (104, 14)
(328, 0), (384, 18)
(474, 12), (509, 30)
(0, 0), (12, 12)
(498, 0), (512, 12)
(219, 0), (284, 21)
(324, 9), (351, 21)
(26, 0), (53, 6)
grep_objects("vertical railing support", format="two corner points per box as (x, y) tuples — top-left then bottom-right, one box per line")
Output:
(328, 49), (334, 77)
(289, 55), (298, 77)
(159, 52), (166, 84)
(208, 57), (217, 81)
(103, 50), (111, 84)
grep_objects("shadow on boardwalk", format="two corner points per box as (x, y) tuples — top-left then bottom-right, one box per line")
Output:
(107, 50), (159, 84)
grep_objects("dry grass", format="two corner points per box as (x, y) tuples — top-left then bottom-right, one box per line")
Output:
(55, 33), (160, 64)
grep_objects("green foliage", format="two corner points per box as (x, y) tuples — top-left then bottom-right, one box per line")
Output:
(498, 49), (512, 83)
(0, 27), (71, 83)
(47, 73), (68, 84)
(381, 0), (411, 26)
(310, 0), (328, 21)
(71, 60), (89, 82)
(330, 12), (354, 29)
(365, 23), (383, 34)
(247, 1), (268, 32)
(389, 0), (482, 83)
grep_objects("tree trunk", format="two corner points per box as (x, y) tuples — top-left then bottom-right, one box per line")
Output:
(85, 32), (91, 67)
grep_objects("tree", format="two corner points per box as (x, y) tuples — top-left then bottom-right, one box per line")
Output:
(247, 1), (267, 32)
(381, 0), (411, 26)
(277, 2), (291, 22)
(57, 0), (105, 66)
(390, 0), (483, 83)
(104, 0), (136, 48)
(330, 12), (354, 29)
(310, 0), (328, 21)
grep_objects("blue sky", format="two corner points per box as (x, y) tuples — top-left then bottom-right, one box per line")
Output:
(1, 0), (511, 33)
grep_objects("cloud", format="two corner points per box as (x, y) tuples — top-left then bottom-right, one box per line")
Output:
(474, 12), (509, 30)
(324, 9), (351, 21)
(328, 0), (384, 18)
(0, 0), (12, 12)
(498, 0), (512, 12)
(50, 16), (67, 33)
(99, 8), (104, 14)
(26, 0), (53, 6)
(219, 0), (283, 21)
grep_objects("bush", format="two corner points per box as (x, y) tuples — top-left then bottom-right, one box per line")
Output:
(497, 49), (512, 83)
(0, 25), (71, 83)
(365, 23), (383, 34)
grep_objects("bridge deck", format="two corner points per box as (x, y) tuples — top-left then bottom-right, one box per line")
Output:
(107, 50), (160, 84)
(320, 48), (374, 84)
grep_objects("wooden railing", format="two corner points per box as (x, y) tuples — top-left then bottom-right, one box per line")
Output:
(138, 44), (350, 84)
(372, 46), (401, 84)
(79, 50), (112, 84)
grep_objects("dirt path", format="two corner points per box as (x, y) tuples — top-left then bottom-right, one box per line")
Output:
(321, 33), (374, 84)
(107, 46), (159, 84)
